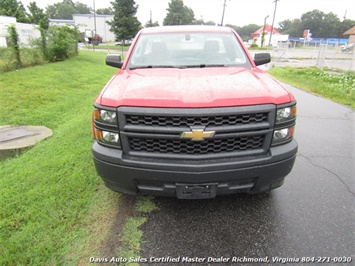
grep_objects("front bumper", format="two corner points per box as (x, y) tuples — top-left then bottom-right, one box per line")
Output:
(92, 139), (298, 198)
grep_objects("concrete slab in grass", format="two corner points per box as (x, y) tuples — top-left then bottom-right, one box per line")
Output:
(0, 125), (53, 160)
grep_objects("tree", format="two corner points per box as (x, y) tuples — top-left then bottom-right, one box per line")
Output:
(239, 24), (260, 39)
(46, 2), (77, 19)
(278, 10), (354, 38)
(46, 1), (92, 19)
(0, 0), (27, 22)
(163, 0), (195, 25)
(226, 23), (260, 41)
(63, 0), (75, 6)
(74, 2), (92, 14)
(194, 19), (216, 25)
(96, 7), (113, 15)
(108, 0), (142, 41)
(300, 10), (341, 38)
(278, 19), (292, 32)
(27, 1), (47, 25)
(203, 21), (216, 26)
(8, 24), (21, 68)
(145, 20), (159, 28)
(278, 18), (302, 37)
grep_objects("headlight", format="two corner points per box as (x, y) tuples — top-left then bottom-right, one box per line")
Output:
(276, 106), (296, 123)
(100, 110), (117, 123)
(273, 127), (294, 144)
(272, 103), (296, 146)
(95, 129), (121, 147)
(93, 108), (117, 125)
(93, 106), (121, 148)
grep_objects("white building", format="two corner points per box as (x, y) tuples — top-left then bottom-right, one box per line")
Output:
(73, 14), (115, 42)
(251, 25), (288, 47)
(49, 14), (115, 42)
(49, 19), (75, 27)
(1, 14), (115, 47)
(0, 16), (15, 47)
(0, 15), (40, 47)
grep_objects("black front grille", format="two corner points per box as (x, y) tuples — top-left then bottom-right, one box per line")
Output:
(119, 106), (274, 158)
(126, 113), (268, 127)
(129, 135), (264, 155)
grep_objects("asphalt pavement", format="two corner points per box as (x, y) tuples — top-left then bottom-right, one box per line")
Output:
(140, 83), (354, 265)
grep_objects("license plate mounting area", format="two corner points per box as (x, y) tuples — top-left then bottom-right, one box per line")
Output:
(176, 183), (218, 199)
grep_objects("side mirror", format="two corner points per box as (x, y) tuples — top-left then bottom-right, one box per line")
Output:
(106, 54), (123, 68)
(254, 53), (271, 66)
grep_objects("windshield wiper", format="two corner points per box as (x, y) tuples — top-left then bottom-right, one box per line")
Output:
(183, 64), (227, 68)
(129, 64), (227, 70)
(129, 65), (184, 70)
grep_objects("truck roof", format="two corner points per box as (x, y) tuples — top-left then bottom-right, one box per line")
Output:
(140, 25), (235, 34)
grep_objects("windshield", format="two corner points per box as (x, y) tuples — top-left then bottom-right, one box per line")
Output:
(127, 32), (252, 69)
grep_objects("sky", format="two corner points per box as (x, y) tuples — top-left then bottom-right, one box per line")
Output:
(19, 0), (355, 27)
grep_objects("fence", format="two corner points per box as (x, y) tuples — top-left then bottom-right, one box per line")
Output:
(271, 40), (355, 72)
(316, 41), (354, 71)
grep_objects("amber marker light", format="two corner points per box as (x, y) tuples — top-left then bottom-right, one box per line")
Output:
(95, 129), (103, 140)
(291, 106), (297, 117)
(94, 109), (100, 120)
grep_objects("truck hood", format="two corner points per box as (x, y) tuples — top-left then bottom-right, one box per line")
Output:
(97, 67), (293, 108)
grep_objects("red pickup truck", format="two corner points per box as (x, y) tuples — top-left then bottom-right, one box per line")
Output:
(92, 26), (297, 199)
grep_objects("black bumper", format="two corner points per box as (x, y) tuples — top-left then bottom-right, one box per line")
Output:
(92, 139), (298, 198)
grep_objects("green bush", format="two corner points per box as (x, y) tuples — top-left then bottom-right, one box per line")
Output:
(0, 46), (46, 72)
(8, 25), (21, 69)
(0, 25), (81, 72)
(0, 48), (14, 72)
(250, 43), (259, 48)
(39, 27), (48, 61)
(21, 48), (46, 67)
(46, 26), (80, 62)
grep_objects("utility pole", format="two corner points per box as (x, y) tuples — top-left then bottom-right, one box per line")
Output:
(261, 15), (269, 48)
(221, 0), (230, 26)
(148, 10), (152, 26)
(93, 0), (97, 50)
(338, 10), (347, 45)
(268, 0), (279, 47)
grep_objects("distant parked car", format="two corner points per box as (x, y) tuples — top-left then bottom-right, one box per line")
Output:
(341, 43), (354, 52)
(95, 34), (102, 43)
(81, 31), (102, 44)
(115, 39), (133, 46)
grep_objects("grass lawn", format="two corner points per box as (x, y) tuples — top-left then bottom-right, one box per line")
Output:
(0, 51), (123, 265)
(97, 44), (129, 50)
(268, 67), (355, 108)
(83, 44), (130, 52)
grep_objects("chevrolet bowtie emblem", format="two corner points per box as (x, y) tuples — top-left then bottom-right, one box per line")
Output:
(180, 129), (215, 141)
